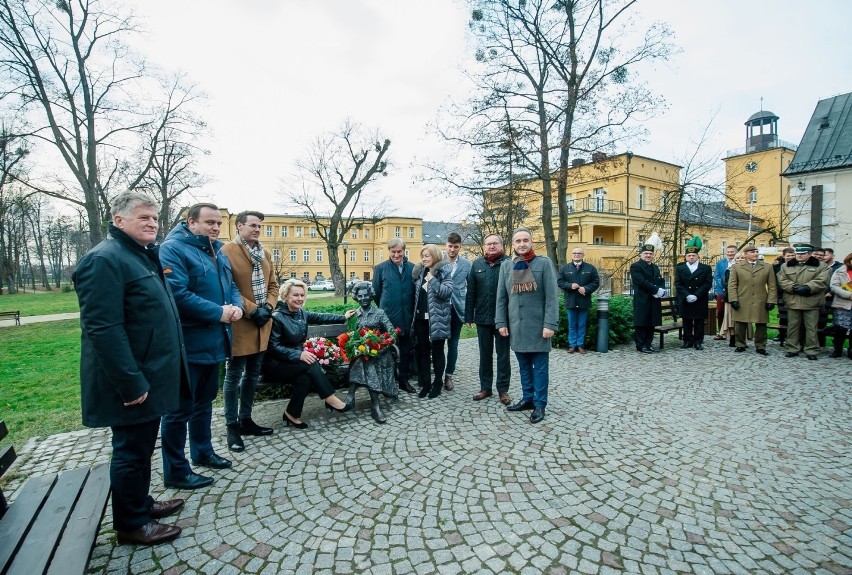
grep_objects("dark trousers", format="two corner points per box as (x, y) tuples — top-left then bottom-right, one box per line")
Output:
(683, 317), (705, 344)
(285, 361), (336, 417)
(445, 309), (463, 376)
(111, 419), (159, 532)
(414, 318), (446, 387)
(475, 324), (510, 394)
(161, 362), (219, 482)
(634, 325), (654, 349)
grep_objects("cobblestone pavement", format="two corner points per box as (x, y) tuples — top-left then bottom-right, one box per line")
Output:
(7, 338), (852, 574)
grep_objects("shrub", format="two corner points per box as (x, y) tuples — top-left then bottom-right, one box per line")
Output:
(553, 293), (634, 349)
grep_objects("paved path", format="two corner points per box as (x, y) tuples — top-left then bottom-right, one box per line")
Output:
(6, 338), (851, 574)
(0, 311), (80, 327)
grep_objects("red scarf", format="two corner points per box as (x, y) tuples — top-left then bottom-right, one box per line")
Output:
(485, 249), (505, 265)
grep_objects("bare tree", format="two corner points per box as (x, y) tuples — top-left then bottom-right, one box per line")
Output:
(0, 0), (160, 245)
(461, 0), (675, 267)
(283, 121), (391, 295)
(0, 123), (29, 293)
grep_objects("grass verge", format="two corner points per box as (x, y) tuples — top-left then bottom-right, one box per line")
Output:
(0, 290), (80, 316)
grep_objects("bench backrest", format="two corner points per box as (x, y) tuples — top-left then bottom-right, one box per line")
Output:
(659, 297), (678, 322)
(307, 324), (348, 339)
(0, 420), (16, 518)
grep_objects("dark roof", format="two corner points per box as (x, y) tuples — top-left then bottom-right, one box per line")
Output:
(680, 201), (764, 231)
(784, 91), (852, 176)
(421, 221), (480, 246)
(746, 110), (778, 124)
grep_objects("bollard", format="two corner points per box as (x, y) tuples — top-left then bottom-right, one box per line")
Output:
(596, 294), (610, 353)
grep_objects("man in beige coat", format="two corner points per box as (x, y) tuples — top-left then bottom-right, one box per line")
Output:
(728, 244), (777, 355)
(776, 243), (829, 360)
(221, 211), (279, 451)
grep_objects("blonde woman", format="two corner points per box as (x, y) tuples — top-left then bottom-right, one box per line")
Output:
(411, 244), (454, 398)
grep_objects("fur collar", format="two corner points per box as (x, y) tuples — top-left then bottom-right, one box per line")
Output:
(786, 256), (820, 267)
(412, 259), (449, 280)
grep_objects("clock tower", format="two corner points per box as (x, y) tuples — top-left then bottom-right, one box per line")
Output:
(723, 107), (798, 244)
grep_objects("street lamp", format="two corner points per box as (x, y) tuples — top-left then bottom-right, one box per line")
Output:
(342, 242), (349, 305)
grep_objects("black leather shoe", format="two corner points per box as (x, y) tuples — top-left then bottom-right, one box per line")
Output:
(681, 341), (693, 349)
(507, 400), (534, 412)
(150, 499), (184, 519)
(640, 347), (655, 354)
(192, 453), (232, 469)
(755, 349), (768, 356)
(807, 355), (818, 361)
(164, 472), (214, 490)
(117, 520), (181, 545)
(784, 352), (799, 358)
(529, 407), (545, 424)
(240, 418), (273, 436)
(399, 381), (416, 394)
(735, 347), (746, 353)
(694, 343), (704, 351)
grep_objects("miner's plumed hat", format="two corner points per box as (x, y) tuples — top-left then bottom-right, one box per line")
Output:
(684, 235), (703, 254)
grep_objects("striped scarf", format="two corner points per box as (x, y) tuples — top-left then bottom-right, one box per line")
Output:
(240, 237), (267, 306)
(511, 249), (537, 293)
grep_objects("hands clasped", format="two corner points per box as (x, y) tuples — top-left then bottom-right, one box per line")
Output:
(220, 304), (243, 323)
(685, 294), (697, 303)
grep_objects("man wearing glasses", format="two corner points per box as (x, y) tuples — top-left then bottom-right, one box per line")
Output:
(557, 248), (600, 353)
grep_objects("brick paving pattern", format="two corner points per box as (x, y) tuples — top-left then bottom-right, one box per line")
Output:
(6, 339), (851, 574)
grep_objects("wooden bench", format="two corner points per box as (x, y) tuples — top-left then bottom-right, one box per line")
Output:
(258, 323), (350, 390)
(653, 297), (683, 349)
(0, 420), (110, 575)
(0, 310), (21, 326)
(769, 307), (833, 338)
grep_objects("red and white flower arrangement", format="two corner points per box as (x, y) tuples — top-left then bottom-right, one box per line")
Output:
(303, 336), (344, 372)
(337, 326), (400, 362)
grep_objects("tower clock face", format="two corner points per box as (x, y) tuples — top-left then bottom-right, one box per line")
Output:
(745, 161), (758, 173)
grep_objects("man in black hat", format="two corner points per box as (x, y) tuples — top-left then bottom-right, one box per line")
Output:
(674, 240), (713, 350)
(630, 243), (665, 353)
(776, 243), (830, 359)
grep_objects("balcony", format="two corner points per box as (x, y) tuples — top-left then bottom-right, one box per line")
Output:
(565, 197), (624, 215)
(725, 138), (798, 158)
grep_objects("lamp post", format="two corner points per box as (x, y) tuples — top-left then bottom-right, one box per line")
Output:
(342, 242), (349, 305)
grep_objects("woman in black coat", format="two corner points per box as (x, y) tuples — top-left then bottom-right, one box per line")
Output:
(263, 280), (355, 428)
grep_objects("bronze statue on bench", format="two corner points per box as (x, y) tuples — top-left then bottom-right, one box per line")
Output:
(346, 282), (400, 424)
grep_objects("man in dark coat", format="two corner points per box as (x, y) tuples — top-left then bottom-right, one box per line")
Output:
(372, 238), (416, 392)
(159, 203), (243, 490)
(557, 247), (600, 353)
(74, 191), (186, 546)
(465, 233), (511, 404)
(674, 239), (713, 350)
(630, 242), (666, 353)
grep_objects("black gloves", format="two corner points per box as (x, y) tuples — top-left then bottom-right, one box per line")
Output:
(250, 304), (273, 327)
(792, 285), (811, 296)
(730, 301), (740, 310)
(765, 303), (775, 311)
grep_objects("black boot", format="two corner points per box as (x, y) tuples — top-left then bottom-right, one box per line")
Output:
(418, 383), (430, 398)
(428, 379), (442, 398)
(346, 383), (357, 408)
(226, 423), (244, 452)
(728, 335), (735, 347)
(830, 332), (846, 358)
(369, 390), (386, 424)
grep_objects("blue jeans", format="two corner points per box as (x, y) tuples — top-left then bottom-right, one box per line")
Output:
(566, 308), (589, 349)
(161, 362), (219, 481)
(514, 351), (549, 408)
(445, 309), (463, 376)
(223, 352), (264, 424)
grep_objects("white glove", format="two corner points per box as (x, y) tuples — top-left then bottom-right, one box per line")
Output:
(686, 294), (697, 303)
(655, 288), (666, 298)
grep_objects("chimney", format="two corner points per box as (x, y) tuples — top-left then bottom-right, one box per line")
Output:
(591, 152), (607, 163)
(571, 158), (586, 168)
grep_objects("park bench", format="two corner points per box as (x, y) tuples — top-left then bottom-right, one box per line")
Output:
(258, 323), (350, 390)
(0, 420), (110, 575)
(653, 297), (683, 349)
(0, 310), (21, 325)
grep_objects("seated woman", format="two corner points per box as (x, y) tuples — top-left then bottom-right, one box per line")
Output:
(263, 279), (355, 428)
(411, 244), (453, 398)
(347, 281), (398, 424)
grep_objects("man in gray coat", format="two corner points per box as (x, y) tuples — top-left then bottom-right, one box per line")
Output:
(442, 231), (472, 391)
(496, 227), (559, 424)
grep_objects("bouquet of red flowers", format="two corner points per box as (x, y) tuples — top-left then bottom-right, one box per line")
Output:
(303, 336), (344, 373)
(337, 326), (400, 363)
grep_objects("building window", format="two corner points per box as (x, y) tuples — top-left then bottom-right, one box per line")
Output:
(303, 249), (310, 262)
(749, 187), (757, 204)
(364, 250), (370, 262)
(281, 226), (288, 237)
(289, 272), (297, 279)
(295, 226), (303, 237)
(404, 250), (409, 259)
(660, 190), (668, 212)
(302, 272), (310, 281)
(638, 186), (646, 210)
(289, 249), (297, 262)
(350, 250), (356, 262)
(310, 227), (317, 238)
(272, 249), (281, 262)
(638, 234), (646, 246)
(351, 229), (358, 239)
(594, 188), (606, 212)
(365, 229), (371, 239)
(350, 271), (356, 279)
(395, 226), (401, 238)
(316, 250), (323, 262)
(408, 227), (414, 238)
(594, 236), (604, 245)
(265, 225), (273, 237)
(566, 194), (574, 213)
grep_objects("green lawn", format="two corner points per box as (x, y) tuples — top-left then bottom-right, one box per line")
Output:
(0, 319), (84, 448)
(0, 290), (80, 316)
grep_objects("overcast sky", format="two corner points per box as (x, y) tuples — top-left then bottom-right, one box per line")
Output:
(134, 0), (852, 222)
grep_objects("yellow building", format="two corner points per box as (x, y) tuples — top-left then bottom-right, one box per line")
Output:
(723, 109), (798, 243)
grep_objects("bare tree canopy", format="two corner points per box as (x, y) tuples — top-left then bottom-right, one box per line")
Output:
(450, 0), (675, 267)
(283, 120), (391, 294)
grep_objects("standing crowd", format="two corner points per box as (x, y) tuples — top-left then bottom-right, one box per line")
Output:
(74, 190), (847, 547)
